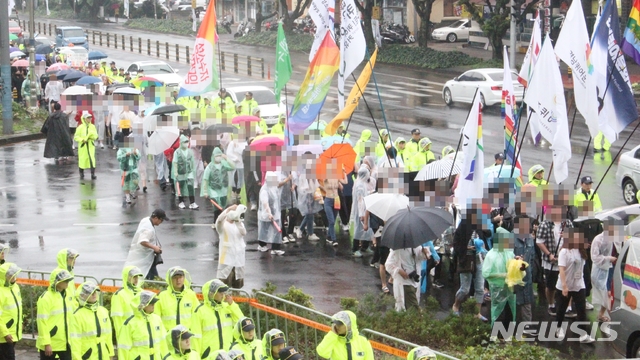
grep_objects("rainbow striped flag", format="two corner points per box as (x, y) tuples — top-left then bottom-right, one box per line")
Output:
(623, 0), (640, 65)
(624, 264), (640, 290)
(501, 47), (523, 187)
(288, 32), (340, 134)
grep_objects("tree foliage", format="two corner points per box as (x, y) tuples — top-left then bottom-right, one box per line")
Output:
(255, 0), (278, 33)
(456, 0), (539, 59)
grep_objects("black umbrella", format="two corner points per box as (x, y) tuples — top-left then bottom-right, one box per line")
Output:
(381, 207), (453, 250)
(206, 124), (238, 134)
(63, 70), (88, 83)
(54, 69), (72, 80)
(151, 104), (186, 116)
(35, 44), (53, 55)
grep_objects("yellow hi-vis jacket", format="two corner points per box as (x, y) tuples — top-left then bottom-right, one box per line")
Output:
(316, 311), (374, 360)
(110, 265), (143, 337)
(191, 280), (244, 359)
(117, 295), (167, 360)
(0, 263), (21, 344)
(56, 248), (79, 308)
(36, 269), (75, 352)
(70, 304), (115, 360)
(408, 149), (436, 172)
(229, 318), (263, 360)
(574, 189), (603, 213)
(154, 267), (200, 331)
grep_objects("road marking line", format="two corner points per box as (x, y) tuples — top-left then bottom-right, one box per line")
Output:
(73, 223), (121, 226)
(388, 89), (433, 97)
(0, 224), (15, 227)
(0, 184), (32, 190)
(182, 223), (213, 227)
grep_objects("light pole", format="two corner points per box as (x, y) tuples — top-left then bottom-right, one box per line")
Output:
(510, 0), (516, 69)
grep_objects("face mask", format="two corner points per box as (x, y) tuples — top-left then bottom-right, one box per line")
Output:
(214, 156), (222, 163)
(180, 142), (188, 150)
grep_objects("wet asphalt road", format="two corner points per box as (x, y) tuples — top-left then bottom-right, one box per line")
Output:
(4, 19), (638, 359)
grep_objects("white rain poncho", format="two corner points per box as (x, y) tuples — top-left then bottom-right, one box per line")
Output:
(294, 171), (322, 216)
(124, 217), (159, 277)
(591, 233), (614, 310)
(351, 167), (373, 241)
(258, 172), (281, 244)
(384, 246), (428, 311)
(278, 171), (297, 210)
(215, 205), (247, 280)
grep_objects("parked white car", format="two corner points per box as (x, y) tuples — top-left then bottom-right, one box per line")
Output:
(225, 86), (286, 126)
(442, 68), (525, 108)
(126, 61), (182, 87)
(616, 144), (640, 204)
(431, 19), (481, 43)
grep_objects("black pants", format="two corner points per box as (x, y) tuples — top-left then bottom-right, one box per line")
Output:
(0, 342), (15, 360)
(105, 123), (113, 145)
(40, 347), (71, 360)
(146, 263), (159, 280)
(79, 168), (95, 177)
(167, 162), (175, 192)
(338, 195), (352, 225)
(352, 240), (370, 252)
(427, 257), (442, 282)
(495, 301), (515, 333)
(555, 288), (587, 330)
(258, 241), (281, 250)
(584, 255), (593, 298)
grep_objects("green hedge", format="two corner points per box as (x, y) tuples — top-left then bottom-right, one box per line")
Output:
(234, 32), (315, 53)
(124, 18), (231, 36)
(0, 102), (47, 134)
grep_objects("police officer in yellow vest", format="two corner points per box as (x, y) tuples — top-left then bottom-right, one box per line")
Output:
(405, 128), (421, 159)
(252, 108), (269, 135)
(527, 164), (548, 187)
(395, 137), (409, 167)
(408, 137), (436, 172)
(375, 129), (392, 162)
(574, 176), (603, 213)
(270, 115), (286, 135)
(593, 131), (611, 152)
(240, 92), (259, 116)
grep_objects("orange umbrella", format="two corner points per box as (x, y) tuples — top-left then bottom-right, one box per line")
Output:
(316, 144), (356, 180)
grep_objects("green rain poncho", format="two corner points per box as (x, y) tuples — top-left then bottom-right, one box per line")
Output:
(481, 227), (516, 326)
(117, 147), (141, 191)
(201, 147), (235, 205)
(172, 135), (197, 197)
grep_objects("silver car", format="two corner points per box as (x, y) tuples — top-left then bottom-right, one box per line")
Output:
(615, 144), (640, 205)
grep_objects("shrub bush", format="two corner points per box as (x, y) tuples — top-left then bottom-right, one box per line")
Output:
(0, 102), (48, 134)
(124, 18), (231, 35)
(234, 32), (314, 52)
(377, 45), (483, 69)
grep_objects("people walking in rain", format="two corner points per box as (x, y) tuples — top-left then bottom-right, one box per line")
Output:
(351, 168), (373, 257)
(278, 171), (297, 244)
(226, 135), (246, 205)
(173, 135), (199, 210)
(230, 318), (262, 360)
(258, 172), (284, 255)
(74, 111), (98, 180)
(36, 269), (75, 360)
(124, 209), (168, 280)
(215, 205), (248, 289)
(191, 280), (244, 358)
(154, 267), (200, 330)
(202, 148), (235, 220)
(42, 102), (74, 162)
(482, 227), (517, 328)
(513, 215), (536, 330)
(260, 329), (287, 360)
(110, 266), (144, 336)
(70, 282), (115, 360)
(319, 166), (348, 247)
(0, 263), (22, 359)
(591, 219), (619, 328)
(117, 290), (168, 360)
(385, 245), (431, 311)
(316, 311), (374, 360)
(165, 325), (200, 360)
(117, 140), (141, 204)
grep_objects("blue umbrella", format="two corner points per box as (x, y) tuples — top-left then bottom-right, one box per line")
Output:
(35, 54), (45, 62)
(88, 50), (108, 60)
(320, 135), (353, 150)
(484, 165), (522, 181)
(55, 69), (72, 80)
(75, 76), (102, 85)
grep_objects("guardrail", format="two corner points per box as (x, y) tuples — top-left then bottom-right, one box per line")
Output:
(16, 270), (459, 359)
(20, 20), (268, 79)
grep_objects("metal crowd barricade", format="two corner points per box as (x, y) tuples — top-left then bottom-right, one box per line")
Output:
(361, 328), (459, 360)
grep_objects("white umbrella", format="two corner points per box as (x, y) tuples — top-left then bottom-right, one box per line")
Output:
(9, 51), (26, 59)
(148, 127), (180, 155)
(62, 85), (92, 95)
(113, 87), (142, 95)
(364, 193), (410, 222)
(414, 158), (462, 181)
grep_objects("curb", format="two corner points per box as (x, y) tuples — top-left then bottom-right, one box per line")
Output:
(0, 133), (45, 147)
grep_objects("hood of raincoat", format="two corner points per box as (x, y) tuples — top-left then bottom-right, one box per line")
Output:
(331, 310), (359, 342)
(356, 167), (370, 183)
(212, 147), (223, 163)
(57, 248), (79, 273)
(165, 266), (192, 294)
(81, 111), (93, 124)
(167, 324), (194, 355)
(48, 268), (73, 293)
(0, 263), (20, 288)
(122, 265), (144, 293)
(202, 279), (229, 307)
(228, 349), (245, 360)
(407, 347), (437, 360)
(211, 350), (233, 360)
(131, 290), (158, 316)
(77, 281), (100, 311)
(261, 329), (286, 359)
(418, 138), (432, 152)
(180, 134), (189, 150)
(442, 145), (454, 158)
(394, 137), (406, 148)
(494, 227), (513, 250)
(233, 317), (256, 344)
(358, 129), (371, 142)
(528, 164), (544, 180)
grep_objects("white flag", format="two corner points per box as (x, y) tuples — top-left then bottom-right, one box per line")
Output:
(124, 0), (130, 18)
(337, 0), (366, 110)
(555, 0), (598, 138)
(308, 0), (335, 62)
(517, 14), (542, 144)
(454, 90), (485, 207)
(524, 38), (572, 184)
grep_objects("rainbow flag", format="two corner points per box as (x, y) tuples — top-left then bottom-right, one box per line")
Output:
(501, 46), (523, 188)
(624, 264), (640, 290)
(177, 0), (219, 98)
(623, 0), (640, 65)
(288, 32), (340, 134)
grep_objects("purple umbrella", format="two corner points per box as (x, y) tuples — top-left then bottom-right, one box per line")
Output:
(9, 47), (19, 53)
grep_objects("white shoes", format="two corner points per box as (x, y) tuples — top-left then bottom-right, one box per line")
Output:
(288, 234), (296, 242)
(585, 302), (594, 310)
(250, 204), (257, 211)
(294, 228), (303, 239)
(555, 328), (565, 340)
(579, 334), (596, 343)
(178, 202), (186, 209)
(282, 237), (290, 244)
(257, 245), (269, 252)
(308, 234), (320, 241)
(271, 250), (285, 256)
(342, 224), (350, 231)
(189, 203), (199, 210)
(125, 194), (132, 203)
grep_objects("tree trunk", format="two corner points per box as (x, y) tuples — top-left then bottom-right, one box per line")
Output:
(355, 0), (375, 50)
(491, 34), (502, 60)
(417, 14), (430, 47)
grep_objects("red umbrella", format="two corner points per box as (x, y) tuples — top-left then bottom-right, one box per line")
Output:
(232, 115), (261, 124)
(46, 63), (70, 73)
(249, 134), (284, 151)
(11, 59), (28, 67)
(316, 144), (356, 180)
